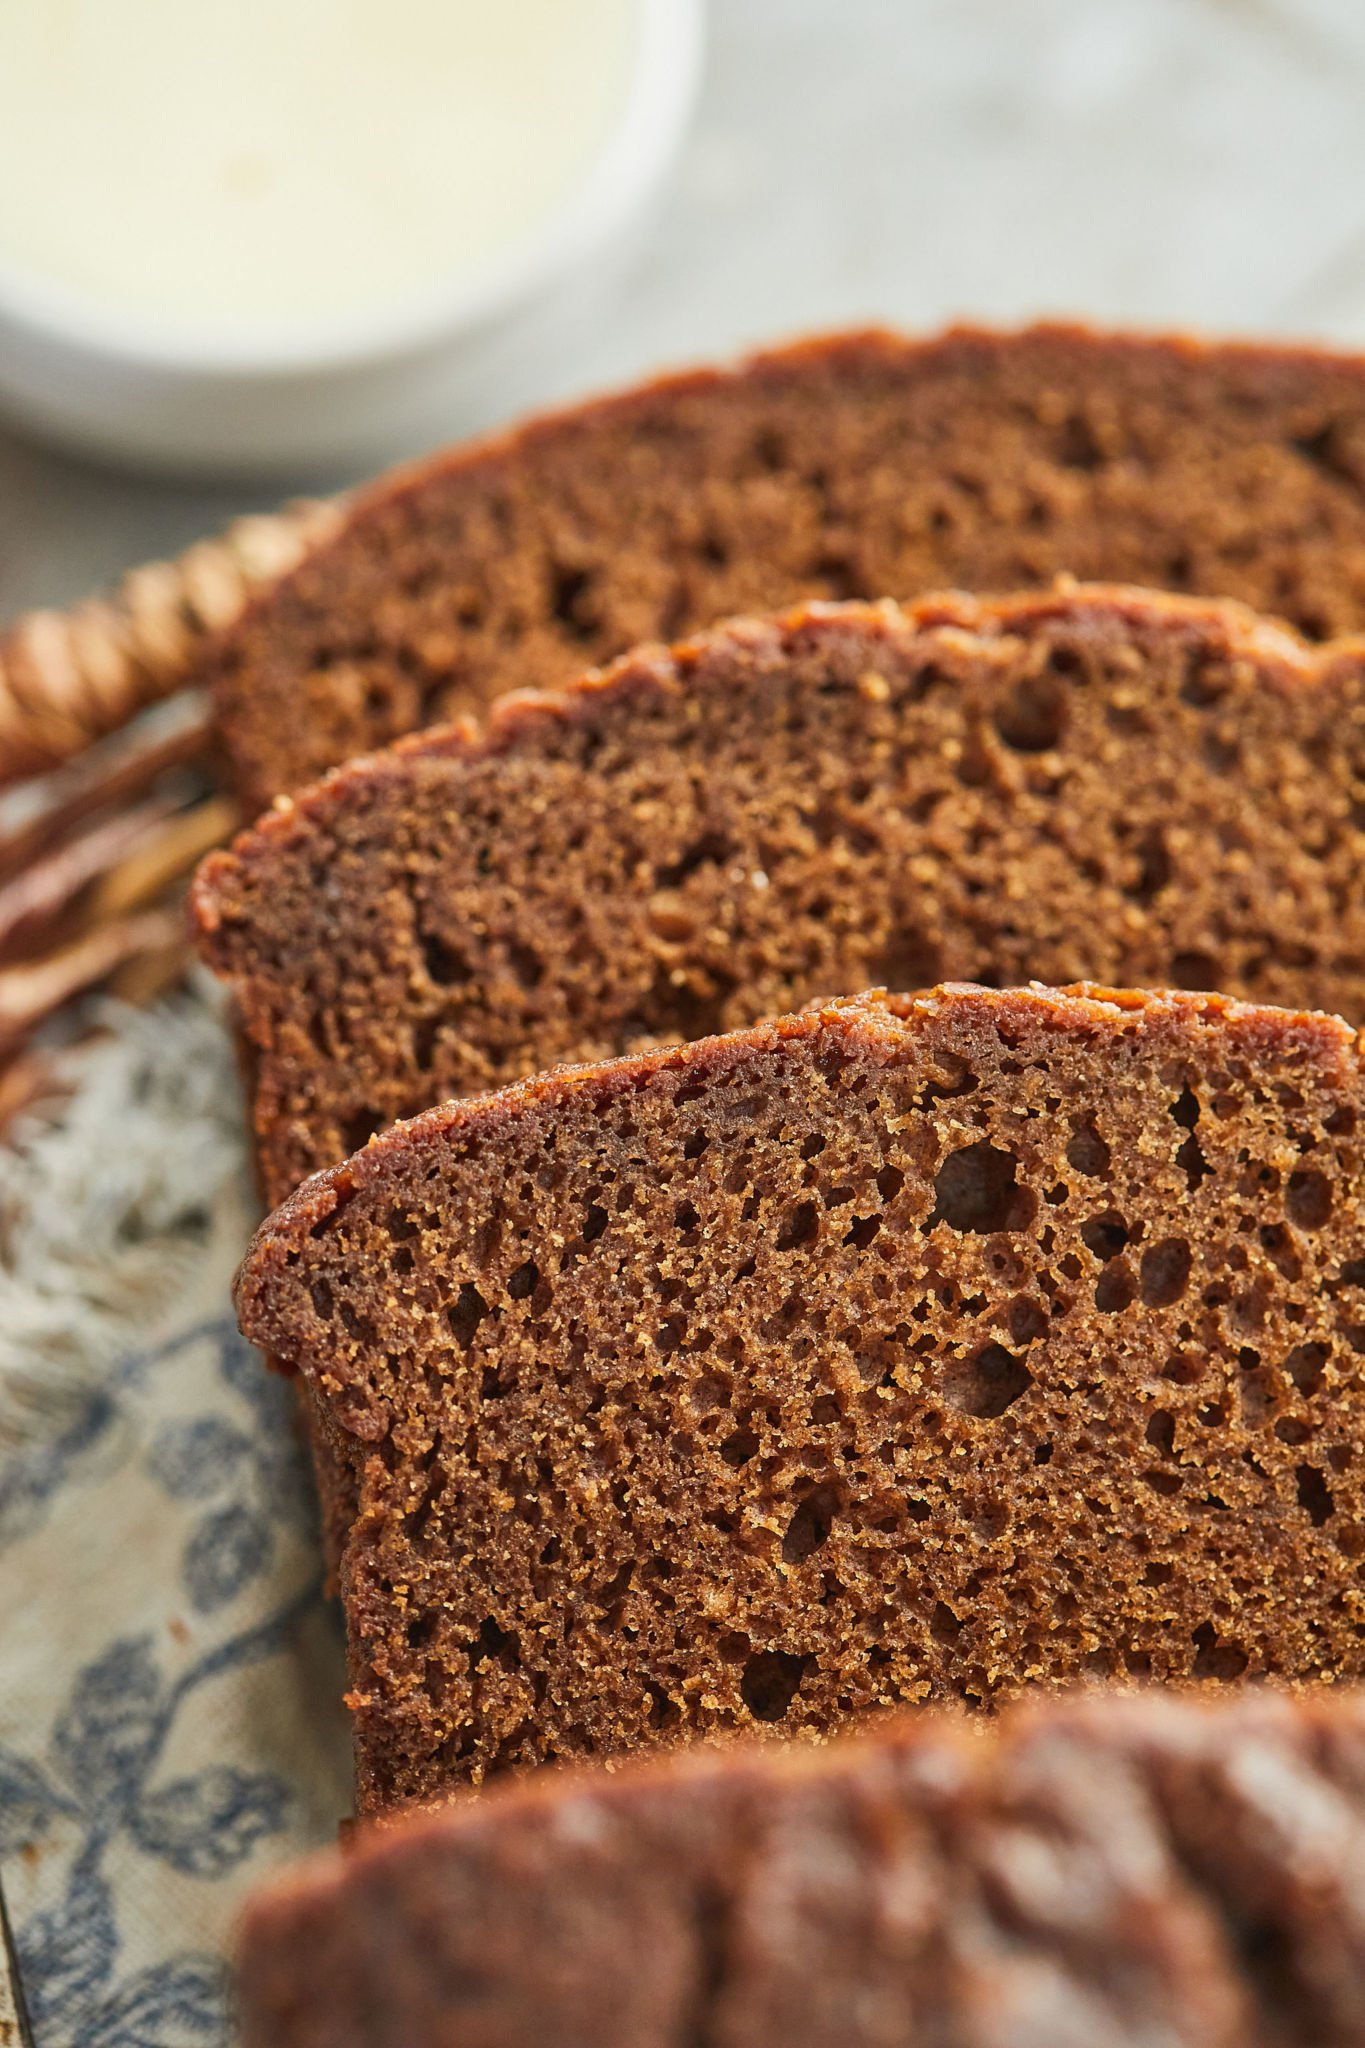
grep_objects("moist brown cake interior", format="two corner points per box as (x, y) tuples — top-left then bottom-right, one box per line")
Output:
(236, 985), (1365, 1813)
(210, 323), (1365, 810)
(234, 1684), (1365, 2048)
(195, 586), (1365, 1210)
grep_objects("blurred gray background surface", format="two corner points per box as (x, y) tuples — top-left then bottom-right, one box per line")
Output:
(4, 0), (1365, 623)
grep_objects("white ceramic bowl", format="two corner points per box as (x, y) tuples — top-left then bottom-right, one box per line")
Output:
(0, 0), (703, 476)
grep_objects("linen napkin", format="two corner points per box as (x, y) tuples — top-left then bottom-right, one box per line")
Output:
(0, 996), (351, 2047)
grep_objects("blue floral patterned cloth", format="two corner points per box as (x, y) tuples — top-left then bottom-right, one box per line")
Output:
(0, 1010), (351, 2046)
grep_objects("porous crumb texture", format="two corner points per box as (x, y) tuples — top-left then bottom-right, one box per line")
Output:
(197, 588), (1365, 1208)
(236, 1687), (1365, 2048)
(211, 324), (1365, 812)
(235, 986), (1365, 1814)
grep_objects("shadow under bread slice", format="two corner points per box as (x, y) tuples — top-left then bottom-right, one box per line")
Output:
(235, 983), (1365, 1813)
(234, 1681), (1365, 2048)
(195, 584), (1365, 1211)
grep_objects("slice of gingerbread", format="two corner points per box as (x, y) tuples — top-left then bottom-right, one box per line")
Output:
(194, 586), (1365, 1212)
(208, 322), (1365, 812)
(236, 984), (1365, 1814)
(235, 1685), (1365, 2048)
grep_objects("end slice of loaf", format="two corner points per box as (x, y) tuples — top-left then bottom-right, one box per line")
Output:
(195, 586), (1365, 1209)
(236, 984), (1365, 1813)
(208, 322), (1365, 809)
(235, 1685), (1365, 2048)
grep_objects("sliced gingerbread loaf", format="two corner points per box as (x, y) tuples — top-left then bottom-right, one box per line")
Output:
(196, 586), (1365, 1210)
(236, 1686), (1365, 2048)
(211, 323), (1365, 811)
(236, 985), (1365, 1814)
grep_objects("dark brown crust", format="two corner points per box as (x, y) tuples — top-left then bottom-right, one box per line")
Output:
(207, 321), (1365, 809)
(234, 980), (1362, 1291)
(235, 1683), (1365, 2048)
(198, 580), (1327, 875)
